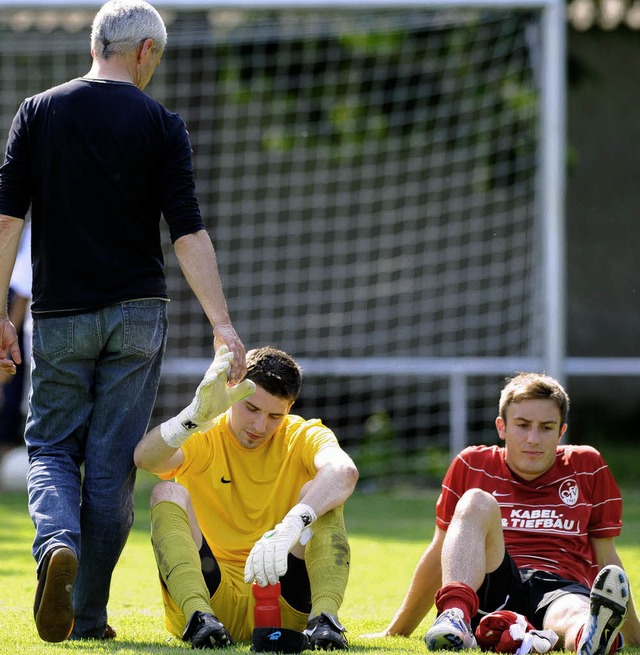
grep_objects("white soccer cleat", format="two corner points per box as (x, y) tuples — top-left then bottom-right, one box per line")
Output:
(424, 608), (478, 651)
(578, 565), (629, 655)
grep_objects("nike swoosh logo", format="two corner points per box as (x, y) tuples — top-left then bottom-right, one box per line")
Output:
(221, 476), (232, 484)
(492, 490), (510, 497)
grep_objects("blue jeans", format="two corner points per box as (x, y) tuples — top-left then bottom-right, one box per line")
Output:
(26, 300), (168, 637)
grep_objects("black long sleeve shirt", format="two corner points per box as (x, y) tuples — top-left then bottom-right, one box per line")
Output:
(0, 78), (205, 316)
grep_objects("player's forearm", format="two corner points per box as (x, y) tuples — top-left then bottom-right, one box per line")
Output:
(385, 604), (431, 636)
(385, 580), (437, 635)
(133, 425), (180, 474)
(173, 230), (231, 328)
(301, 455), (359, 518)
(385, 543), (442, 636)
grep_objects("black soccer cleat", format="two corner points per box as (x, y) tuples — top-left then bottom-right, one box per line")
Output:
(182, 611), (234, 649)
(304, 612), (348, 650)
(578, 565), (629, 655)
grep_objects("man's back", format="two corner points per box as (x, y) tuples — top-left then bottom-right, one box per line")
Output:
(0, 78), (203, 314)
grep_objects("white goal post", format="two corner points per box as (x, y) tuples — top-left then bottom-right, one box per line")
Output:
(0, 0), (571, 484)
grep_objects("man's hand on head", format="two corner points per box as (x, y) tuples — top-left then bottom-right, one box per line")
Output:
(213, 324), (246, 384)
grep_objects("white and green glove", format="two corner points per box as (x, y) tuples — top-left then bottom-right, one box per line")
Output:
(244, 503), (317, 586)
(160, 345), (255, 447)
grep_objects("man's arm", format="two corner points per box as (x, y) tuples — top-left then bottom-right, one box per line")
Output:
(173, 229), (246, 384)
(8, 293), (28, 330)
(591, 537), (640, 646)
(0, 214), (24, 374)
(0, 291), (29, 386)
(133, 424), (185, 475)
(369, 526), (446, 637)
(297, 445), (359, 518)
(134, 345), (255, 474)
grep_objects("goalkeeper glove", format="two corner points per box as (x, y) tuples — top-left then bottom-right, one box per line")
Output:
(160, 345), (255, 447)
(244, 503), (317, 587)
(475, 611), (558, 655)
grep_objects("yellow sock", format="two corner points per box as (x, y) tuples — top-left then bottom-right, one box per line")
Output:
(305, 505), (350, 617)
(150, 501), (212, 621)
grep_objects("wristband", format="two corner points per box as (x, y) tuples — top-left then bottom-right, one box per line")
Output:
(159, 414), (201, 448)
(286, 503), (317, 527)
(285, 503), (316, 546)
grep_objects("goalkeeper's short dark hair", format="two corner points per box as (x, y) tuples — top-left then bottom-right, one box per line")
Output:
(244, 346), (302, 402)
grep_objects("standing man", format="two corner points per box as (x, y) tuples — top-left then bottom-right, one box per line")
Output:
(134, 345), (358, 650)
(367, 372), (640, 654)
(0, 0), (245, 643)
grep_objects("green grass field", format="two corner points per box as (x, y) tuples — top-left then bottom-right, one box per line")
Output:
(1, 476), (639, 655)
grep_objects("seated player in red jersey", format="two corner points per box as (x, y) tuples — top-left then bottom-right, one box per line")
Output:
(366, 372), (640, 655)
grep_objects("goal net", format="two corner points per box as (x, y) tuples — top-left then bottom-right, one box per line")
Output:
(0, 1), (564, 488)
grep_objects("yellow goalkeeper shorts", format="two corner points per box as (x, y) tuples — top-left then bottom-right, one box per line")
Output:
(161, 561), (308, 642)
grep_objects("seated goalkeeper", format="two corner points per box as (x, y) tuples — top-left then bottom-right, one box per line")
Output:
(367, 372), (640, 655)
(134, 345), (358, 650)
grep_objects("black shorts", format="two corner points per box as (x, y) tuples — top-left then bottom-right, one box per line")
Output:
(198, 536), (312, 614)
(474, 551), (590, 630)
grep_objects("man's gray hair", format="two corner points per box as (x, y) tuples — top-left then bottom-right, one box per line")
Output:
(91, 0), (167, 59)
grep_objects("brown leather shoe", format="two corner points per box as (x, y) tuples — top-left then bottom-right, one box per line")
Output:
(102, 624), (117, 639)
(68, 623), (117, 641)
(33, 547), (78, 642)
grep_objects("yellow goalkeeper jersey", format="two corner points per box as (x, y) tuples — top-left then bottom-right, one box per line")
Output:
(160, 412), (339, 567)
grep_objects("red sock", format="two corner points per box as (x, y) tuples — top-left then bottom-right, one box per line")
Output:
(434, 582), (480, 625)
(575, 624), (623, 655)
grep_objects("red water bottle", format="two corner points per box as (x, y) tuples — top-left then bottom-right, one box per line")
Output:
(252, 581), (282, 628)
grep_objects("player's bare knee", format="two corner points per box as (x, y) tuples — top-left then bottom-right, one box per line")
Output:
(150, 480), (190, 510)
(456, 488), (498, 517)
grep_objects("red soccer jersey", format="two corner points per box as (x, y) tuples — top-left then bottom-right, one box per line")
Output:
(435, 445), (622, 587)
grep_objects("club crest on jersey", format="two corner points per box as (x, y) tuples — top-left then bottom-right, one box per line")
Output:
(558, 479), (579, 506)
